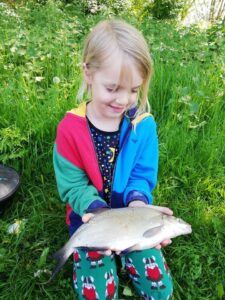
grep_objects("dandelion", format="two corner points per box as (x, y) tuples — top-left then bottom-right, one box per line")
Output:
(53, 76), (60, 84)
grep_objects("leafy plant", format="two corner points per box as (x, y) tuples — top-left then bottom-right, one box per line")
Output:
(0, 126), (28, 164)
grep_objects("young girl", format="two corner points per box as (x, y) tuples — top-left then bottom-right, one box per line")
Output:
(53, 19), (173, 300)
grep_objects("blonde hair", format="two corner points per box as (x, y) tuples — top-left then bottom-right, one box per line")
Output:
(77, 19), (154, 116)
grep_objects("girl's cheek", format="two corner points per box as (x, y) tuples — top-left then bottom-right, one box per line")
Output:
(131, 95), (137, 105)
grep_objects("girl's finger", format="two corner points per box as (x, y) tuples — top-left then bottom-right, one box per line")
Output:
(161, 239), (172, 247)
(82, 213), (95, 223)
(149, 205), (173, 216)
(104, 250), (112, 256)
(98, 250), (112, 256)
(154, 244), (162, 250)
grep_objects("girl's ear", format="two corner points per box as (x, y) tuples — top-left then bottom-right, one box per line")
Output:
(83, 63), (92, 84)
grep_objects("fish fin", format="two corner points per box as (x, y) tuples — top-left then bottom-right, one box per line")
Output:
(143, 225), (164, 238)
(49, 245), (74, 282)
(80, 247), (109, 252)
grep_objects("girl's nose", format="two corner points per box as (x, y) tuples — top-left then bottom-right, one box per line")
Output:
(115, 92), (129, 106)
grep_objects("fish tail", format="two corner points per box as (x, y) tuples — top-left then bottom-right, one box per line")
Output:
(49, 245), (73, 282)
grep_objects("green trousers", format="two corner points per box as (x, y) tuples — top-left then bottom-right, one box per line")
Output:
(73, 248), (173, 300)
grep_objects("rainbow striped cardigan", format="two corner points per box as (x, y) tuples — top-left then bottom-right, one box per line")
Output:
(53, 102), (158, 235)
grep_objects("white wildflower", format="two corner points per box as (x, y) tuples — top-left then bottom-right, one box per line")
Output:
(18, 49), (26, 56)
(7, 219), (27, 235)
(0, 3), (7, 8)
(0, 2), (19, 18)
(188, 121), (207, 129)
(34, 269), (51, 278)
(192, 76), (199, 82)
(8, 63), (14, 69)
(10, 46), (17, 53)
(3, 64), (14, 70)
(22, 72), (30, 79)
(5, 10), (19, 18)
(90, 8), (97, 13)
(179, 95), (191, 104)
(35, 76), (44, 82)
(177, 113), (183, 122)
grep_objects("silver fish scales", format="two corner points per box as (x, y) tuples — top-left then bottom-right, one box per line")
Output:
(50, 206), (192, 280)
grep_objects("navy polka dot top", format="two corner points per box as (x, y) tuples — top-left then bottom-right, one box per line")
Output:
(87, 117), (121, 204)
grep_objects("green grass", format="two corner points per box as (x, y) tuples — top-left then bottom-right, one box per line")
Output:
(0, 1), (224, 299)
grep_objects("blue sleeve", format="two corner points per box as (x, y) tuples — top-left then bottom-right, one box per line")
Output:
(123, 117), (158, 206)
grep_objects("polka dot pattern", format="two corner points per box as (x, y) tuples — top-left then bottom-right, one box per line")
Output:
(87, 118), (120, 204)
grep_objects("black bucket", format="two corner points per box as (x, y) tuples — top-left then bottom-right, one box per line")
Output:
(0, 165), (20, 216)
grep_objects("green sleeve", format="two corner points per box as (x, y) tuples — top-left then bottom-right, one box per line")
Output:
(53, 144), (106, 216)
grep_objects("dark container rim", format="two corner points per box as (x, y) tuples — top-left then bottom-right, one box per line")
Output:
(0, 164), (20, 203)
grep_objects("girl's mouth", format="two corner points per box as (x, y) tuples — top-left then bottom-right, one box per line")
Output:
(109, 105), (125, 113)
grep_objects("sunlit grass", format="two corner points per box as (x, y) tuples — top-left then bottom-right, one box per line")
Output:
(0, 1), (224, 299)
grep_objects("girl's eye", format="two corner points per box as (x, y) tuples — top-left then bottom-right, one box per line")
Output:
(106, 88), (114, 92)
(106, 87), (138, 93)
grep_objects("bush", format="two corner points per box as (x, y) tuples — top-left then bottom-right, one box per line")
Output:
(142, 0), (190, 20)
(61, 0), (132, 15)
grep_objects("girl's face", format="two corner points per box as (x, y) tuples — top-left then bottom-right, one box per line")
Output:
(84, 53), (143, 121)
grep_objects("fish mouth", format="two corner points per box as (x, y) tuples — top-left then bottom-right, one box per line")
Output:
(187, 225), (192, 233)
(183, 225), (192, 234)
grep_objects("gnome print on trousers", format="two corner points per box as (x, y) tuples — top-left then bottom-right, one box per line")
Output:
(81, 276), (99, 300)
(105, 269), (117, 300)
(86, 251), (104, 268)
(143, 256), (166, 290)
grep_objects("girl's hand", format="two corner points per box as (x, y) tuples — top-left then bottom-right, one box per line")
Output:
(128, 200), (147, 207)
(128, 201), (173, 249)
(82, 212), (113, 256)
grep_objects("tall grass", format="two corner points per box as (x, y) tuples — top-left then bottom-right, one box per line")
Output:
(0, 2), (224, 299)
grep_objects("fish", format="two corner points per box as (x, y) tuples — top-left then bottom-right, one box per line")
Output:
(50, 206), (192, 280)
